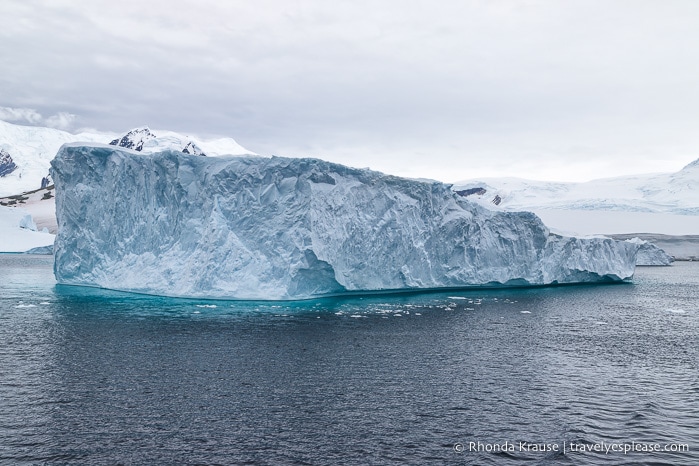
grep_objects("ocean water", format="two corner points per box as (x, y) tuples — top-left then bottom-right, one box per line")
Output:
(1, 255), (697, 465)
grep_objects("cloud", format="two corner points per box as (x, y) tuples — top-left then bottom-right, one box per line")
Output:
(1, 1), (699, 181)
(43, 112), (78, 131)
(0, 107), (77, 131)
(0, 107), (43, 125)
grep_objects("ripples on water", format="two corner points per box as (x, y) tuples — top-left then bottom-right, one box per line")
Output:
(1, 255), (698, 465)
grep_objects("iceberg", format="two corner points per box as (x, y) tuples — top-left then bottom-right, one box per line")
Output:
(0, 206), (55, 253)
(625, 237), (674, 266)
(18, 213), (38, 231)
(51, 144), (639, 300)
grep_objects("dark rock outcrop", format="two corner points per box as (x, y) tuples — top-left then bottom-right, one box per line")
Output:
(0, 148), (18, 177)
(455, 187), (487, 197)
(109, 128), (156, 151)
(182, 141), (207, 156)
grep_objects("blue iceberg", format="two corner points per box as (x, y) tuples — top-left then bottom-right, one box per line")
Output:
(51, 144), (638, 300)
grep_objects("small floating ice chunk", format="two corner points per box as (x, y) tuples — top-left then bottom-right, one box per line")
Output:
(40, 302), (51, 305)
(193, 311), (201, 314)
(595, 321), (607, 325)
(415, 313), (422, 316)
(448, 297), (468, 300)
(520, 310), (531, 314)
(15, 304), (37, 308)
(666, 309), (686, 314)
(196, 304), (217, 308)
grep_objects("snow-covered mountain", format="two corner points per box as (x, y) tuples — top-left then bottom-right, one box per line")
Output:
(453, 159), (699, 237)
(109, 127), (156, 151)
(0, 120), (254, 197)
(0, 120), (111, 197)
(455, 159), (699, 214)
(108, 127), (230, 157)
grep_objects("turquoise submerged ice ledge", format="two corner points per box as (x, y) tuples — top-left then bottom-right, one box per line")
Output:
(50, 144), (639, 300)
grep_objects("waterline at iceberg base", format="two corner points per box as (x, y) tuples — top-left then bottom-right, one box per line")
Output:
(51, 144), (638, 300)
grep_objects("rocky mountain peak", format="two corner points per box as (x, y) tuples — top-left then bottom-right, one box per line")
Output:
(182, 141), (207, 156)
(0, 148), (18, 177)
(109, 127), (156, 151)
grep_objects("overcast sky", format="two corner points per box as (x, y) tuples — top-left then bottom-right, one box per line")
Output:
(2, 0), (699, 182)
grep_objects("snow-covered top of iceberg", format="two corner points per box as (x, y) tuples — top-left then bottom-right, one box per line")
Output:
(51, 144), (639, 300)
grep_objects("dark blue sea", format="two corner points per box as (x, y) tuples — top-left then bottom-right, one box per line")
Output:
(1, 255), (697, 465)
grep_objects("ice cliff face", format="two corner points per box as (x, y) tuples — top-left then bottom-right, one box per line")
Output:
(51, 144), (639, 300)
(625, 238), (674, 266)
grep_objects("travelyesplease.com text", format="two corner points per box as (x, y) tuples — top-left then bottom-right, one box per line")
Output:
(453, 440), (689, 455)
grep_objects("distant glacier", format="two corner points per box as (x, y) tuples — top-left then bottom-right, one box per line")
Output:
(51, 144), (639, 300)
